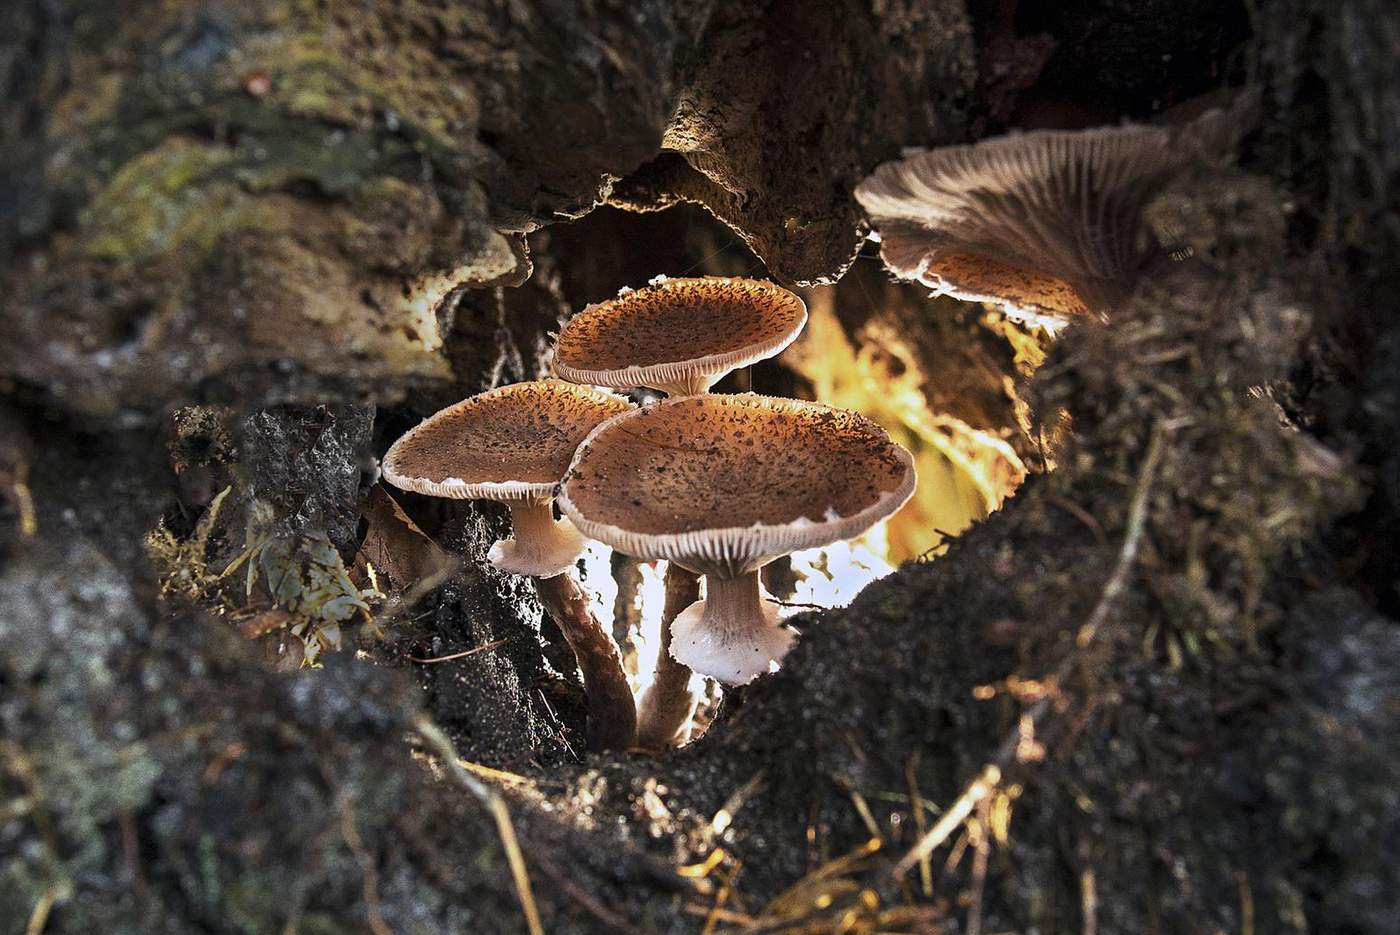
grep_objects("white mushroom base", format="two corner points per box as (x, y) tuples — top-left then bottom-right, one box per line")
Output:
(488, 498), (587, 579)
(668, 570), (795, 685)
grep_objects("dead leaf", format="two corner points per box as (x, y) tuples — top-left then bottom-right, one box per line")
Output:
(353, 486), (458, 596)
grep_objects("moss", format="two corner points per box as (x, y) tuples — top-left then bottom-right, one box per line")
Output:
(235, 20), (479, 147)
(47, 72), (126, 138)
(80, 139), (236, 261)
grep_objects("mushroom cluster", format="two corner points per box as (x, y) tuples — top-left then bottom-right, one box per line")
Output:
(381, 275), (915, 752)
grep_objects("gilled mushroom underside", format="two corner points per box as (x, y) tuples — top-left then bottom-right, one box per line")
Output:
(855, 119), (1223, 323)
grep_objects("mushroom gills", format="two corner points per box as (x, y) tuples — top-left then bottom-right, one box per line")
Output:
(668, 570), (795, 685)
(488, 497), (587, 579)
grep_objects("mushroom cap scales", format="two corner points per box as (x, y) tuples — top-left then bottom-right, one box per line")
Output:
(558, 394), (916, 577)
(381, 380), (633, 500)
(855, 122), (1214, 324)
(553, 277), (808, 394)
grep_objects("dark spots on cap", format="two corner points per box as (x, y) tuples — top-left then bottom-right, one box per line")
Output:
(385, 382), (630, 486)
(556, 278), (805, 372)
(564, 395), (911, 535)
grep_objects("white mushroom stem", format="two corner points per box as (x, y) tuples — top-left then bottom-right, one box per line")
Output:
(669, 569), (795, 686)
(651, 373), (720, 397)
(488, 497), (586, 579)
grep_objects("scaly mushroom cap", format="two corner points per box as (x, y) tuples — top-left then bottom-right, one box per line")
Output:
(553, 277), (808, 395)
(381, 380), (633, 500)
(558, 394), (917, 577)
(855, 122), (1213, 326)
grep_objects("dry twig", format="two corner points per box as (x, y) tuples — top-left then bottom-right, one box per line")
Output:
(407, 639), (506, 664)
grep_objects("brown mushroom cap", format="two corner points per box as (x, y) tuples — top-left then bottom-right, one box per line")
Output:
(558, 394), (916, 577)
(381, 380), (633, 500)
(882, 249), (1091, 322)
(553, 277), (808, 394)
(855, 123), (1212, 325)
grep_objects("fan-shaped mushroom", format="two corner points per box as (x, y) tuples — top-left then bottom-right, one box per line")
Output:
(854, 121), (1218, 327)
(553, 276), (808, 396)
(559, 394), (916, 685)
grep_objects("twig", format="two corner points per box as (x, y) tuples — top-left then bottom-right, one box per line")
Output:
(894, 423), (1168, 877)
(678, 848), (729, 880)
(710, 770), (767, 839)
(26, 887), (58, 935)
(1046, 494), (1108, 548)
(893, 764), (1002, 877)
(1076, 425), (1166, 647)
(414, 716), (544, 935)
(1080, 866), (1098, 935)
(13, 461), (37, 537)
(534, 852), (641, 935)
(905, 754), (933, 898)
(967, 797), (991, 935)
(457, 759), (533, 787)
(407, 639), (505, 664)
(701, 861), (742, 935)
(337, 796), (391, 935)
(766, 598), (826, 611)
(489, 797), (543, 935)
(682, 903), (756, 926)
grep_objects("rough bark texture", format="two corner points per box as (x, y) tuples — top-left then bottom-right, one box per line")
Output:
(608, 0), (975, 285)
(3, 1), (1398, 933)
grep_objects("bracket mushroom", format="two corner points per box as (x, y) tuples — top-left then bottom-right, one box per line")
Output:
(553, 276), (808, 396)
(559, 394), (916, 685)
(854, 121), (1221, 328)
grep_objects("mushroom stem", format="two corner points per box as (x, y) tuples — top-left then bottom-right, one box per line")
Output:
(489, 497), (586, 578)
(669, 568), (794, 686)
(534, 573), (638, 752)
(636, 564), (702, 750)
(652, 373), (719, 397)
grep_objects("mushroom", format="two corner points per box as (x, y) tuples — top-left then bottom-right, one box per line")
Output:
(381, 380), (631, 578)
(552, 276), (808, 396)
(381, 379), (637, 751)
(558, 394), (916, 685)
(854, 122), (1214, 328)
(553, 275), (810, 741)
